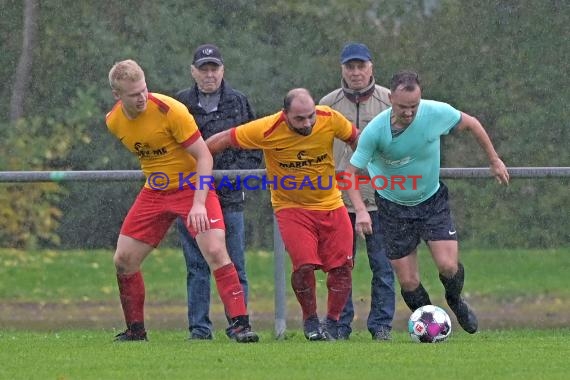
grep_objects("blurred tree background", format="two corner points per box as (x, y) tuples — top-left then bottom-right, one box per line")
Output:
(0, 0), (568, 249)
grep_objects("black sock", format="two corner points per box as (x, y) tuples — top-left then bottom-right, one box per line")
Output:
(401, 283), (432, 311)
(439, 262), (465, 306)
(231, 315), (250, 327)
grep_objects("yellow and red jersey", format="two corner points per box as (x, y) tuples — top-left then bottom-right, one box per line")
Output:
(231, 105), (357, 211)
(106, 93), (201, 190)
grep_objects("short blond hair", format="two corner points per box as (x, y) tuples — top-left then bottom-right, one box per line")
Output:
(108, 59), (145, 90)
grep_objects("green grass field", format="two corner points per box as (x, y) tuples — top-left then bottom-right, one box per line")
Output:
(1, 329), (569, 379)
(1, 247), (570, 379)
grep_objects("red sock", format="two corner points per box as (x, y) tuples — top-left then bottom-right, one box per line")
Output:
(117, 271), (145, 329)
(291, 265), (317, 320)
(326, 265), (352, 321)
(213, 263), (247, 319)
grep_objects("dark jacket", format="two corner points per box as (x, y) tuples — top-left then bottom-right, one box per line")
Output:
(176, 80), (262, 211)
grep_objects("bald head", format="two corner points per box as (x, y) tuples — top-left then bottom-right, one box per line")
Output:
(283, 88), (315, 112)
(283, 88), (316, 136)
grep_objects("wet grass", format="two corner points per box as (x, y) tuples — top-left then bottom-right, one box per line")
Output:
(1, 328), (569, 380)
(1, 248), (570, 379)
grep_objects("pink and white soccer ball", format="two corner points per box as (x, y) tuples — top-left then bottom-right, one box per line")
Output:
(408, 305), (452, 343)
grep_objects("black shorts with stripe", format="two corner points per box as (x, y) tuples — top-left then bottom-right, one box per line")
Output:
(375, 182), (457, 260)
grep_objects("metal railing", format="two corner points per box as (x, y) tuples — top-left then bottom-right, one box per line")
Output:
(1, 167), (570, 182)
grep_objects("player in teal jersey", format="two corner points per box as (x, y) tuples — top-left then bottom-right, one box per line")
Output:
(346, 70), (509, 334)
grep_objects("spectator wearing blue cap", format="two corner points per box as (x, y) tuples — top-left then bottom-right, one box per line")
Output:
(319, 42), (395, 341)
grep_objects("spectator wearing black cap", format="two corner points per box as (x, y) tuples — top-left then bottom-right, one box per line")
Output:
(319, 42), (396, 341)
(175, 44), (262, 340)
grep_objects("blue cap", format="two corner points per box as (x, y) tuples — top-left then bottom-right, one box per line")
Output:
(340, 43), (372, 64)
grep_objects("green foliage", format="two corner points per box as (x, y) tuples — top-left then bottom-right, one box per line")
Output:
(0, 89), (95, 248)
(449, 179), (570, 248)
(0, 0), (24, 118)
(0, 181), (62, 248)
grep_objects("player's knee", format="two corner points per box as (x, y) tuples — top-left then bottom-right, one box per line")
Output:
(438, 262), (459, 279)
(327, 264), (352, 290)
(202, 241), (225, 256)
(113, 250), (135, 274)
(399, 277), (421, 292)
(203, 246), (229, 267)
(329, 263), (352, 278)
(197, 234), (229, 264)
(291, 264), (316, 290)
(396, 267), (421, 291)
(113, 258), (123, 273)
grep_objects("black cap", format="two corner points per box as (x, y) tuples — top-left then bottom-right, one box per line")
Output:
(192, 44), (224, 67)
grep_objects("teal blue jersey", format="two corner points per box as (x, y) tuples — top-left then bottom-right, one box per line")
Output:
(350, 100), (461, 206)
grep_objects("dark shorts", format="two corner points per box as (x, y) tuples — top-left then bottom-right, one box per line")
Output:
(375, 182), (457, 260)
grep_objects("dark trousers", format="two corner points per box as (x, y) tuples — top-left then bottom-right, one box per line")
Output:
(338, 210), (396, 337)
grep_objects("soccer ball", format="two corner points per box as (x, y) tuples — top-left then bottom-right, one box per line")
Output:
(408, 305), (452, 343)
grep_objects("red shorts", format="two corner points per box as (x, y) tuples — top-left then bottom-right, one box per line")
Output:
(120, 187), (224, 247)
(275, 206), (353, 272)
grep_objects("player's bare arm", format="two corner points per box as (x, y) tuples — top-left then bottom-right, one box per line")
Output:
(205, 129), (233, 155)
(185, 137), (213, 233)
(345, 163), (373, 238)
(455, 112), (510, 185)
(348, 128), (360, 151)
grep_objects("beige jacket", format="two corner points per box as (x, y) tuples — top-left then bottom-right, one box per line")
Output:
(319, 79), (391, 212)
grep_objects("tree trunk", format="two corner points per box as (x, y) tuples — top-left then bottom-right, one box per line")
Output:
(9, 0), (39, 121)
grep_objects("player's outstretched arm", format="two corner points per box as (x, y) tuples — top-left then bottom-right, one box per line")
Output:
(456, 112), (510, 185)
(205, 129), (233, 155)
